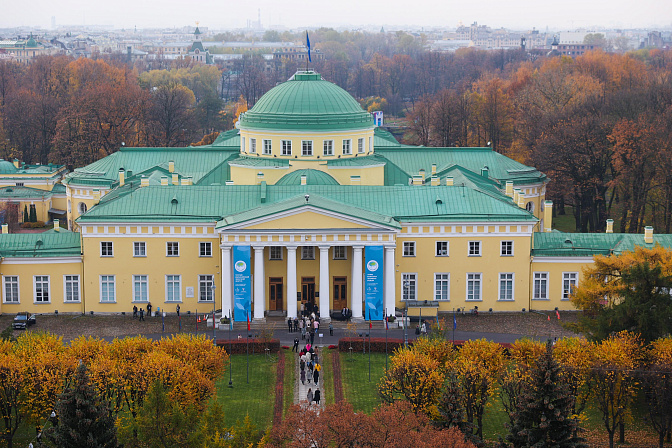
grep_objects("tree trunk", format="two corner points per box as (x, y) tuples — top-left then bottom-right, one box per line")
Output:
(619, 421), (625, 443)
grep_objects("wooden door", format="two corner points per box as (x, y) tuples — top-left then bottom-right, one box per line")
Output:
(301, 277), (315, 314)
(269, 277), (283, 311)
(333, 276), (347, 311)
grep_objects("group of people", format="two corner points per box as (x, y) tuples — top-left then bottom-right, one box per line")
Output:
(288, 314), (321, 345)
(298, 344), (321, 406)
(132, 302), (153, 321)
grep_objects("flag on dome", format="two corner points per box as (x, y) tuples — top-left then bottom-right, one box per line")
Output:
(306, 31), (312, 62)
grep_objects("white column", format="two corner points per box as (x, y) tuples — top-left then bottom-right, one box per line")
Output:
(286, 246), (298, 319)
(319, 246), (330, 320)
(253, 246), (265, 320)
(384, 246), (396, 317)
(221, 246), (233, 320)
(351, 245), (364, 319)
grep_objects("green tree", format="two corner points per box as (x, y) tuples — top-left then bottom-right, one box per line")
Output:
(28, 205), (36, 222)
(23, 205), (28, 223)
(45, 362), (118, 448)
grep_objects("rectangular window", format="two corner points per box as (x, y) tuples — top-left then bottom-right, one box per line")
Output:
(34, 276), (50, 303)
(101, 241), (113, 257)
(302, 140), (313, 156)
(269, 247), (283, 260)
(166, 242), (179, 257)
(301, 246), (315, 260)
(562, 272), (578, 300)
(436, 241), (449, 256)
(369, 136), (373, 152)
(199, 275), (214, 302)
(402, 273), (417, 301)
(100, 275), (115, 302)
(342, 139), (352, 155)
(333, 246), (347, 260)
(468, 241), (481, 256)
(133, 275), (148, 302)
(263, 139), (272, 155)
(533, 272), (548, 300)
(241, 137), (245, 152)
(64, 275), (80, 302)
(323, 140), (334, 156)
(467, 273), (482, 301)
(435, 273), (450, 301)
(3, 276), (19, 303)
(134, 242), (146, 257)
(501, 241), (514, 256)
(166, 275), (181, 302)
(403, 241), (416, 257)
(200, 242), (212, 257)
(250, 138), (256, 154)
(358, 138), (364, 153)
(282, 140), (292, 155)
(499, 273), (514, 301)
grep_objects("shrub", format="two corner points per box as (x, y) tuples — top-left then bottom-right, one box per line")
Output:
(338, 337), (406, 353)
(215, 338), (280, 354)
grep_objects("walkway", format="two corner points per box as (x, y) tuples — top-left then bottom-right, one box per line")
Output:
(293, 340), (325, 411)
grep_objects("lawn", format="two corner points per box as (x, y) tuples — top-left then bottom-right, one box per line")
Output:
(320, 348), (335, 405)
(283, 349), (295, 415)
(339, 351), (390, 413)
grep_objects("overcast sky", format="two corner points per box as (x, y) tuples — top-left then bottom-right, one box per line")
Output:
(2, 0), (671, 31)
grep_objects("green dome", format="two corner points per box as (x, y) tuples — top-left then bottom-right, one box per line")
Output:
(239, 72), (373, 131)
(0, 159), (18, 174)
(276, 169), (339, 186)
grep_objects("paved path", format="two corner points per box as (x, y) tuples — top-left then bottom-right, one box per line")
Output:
(293, 347), (324, 411)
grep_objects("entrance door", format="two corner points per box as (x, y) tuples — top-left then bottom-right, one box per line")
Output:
(333, 276), (347, 311)
(269, 277), (283, 311)
(301, 277), (315, 315)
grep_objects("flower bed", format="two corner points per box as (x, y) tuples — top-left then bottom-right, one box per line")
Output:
(337, 337), (406, 353)
(216, 339), (280, 354)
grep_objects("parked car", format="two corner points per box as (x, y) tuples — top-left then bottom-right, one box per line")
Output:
(12, 312), (36, 330)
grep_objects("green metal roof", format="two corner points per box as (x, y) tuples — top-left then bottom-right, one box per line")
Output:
(0, 160), (17, 174)
(0, 185), (52, 199)
(51, 183), (66, 194)
(227, 156), (290, 168)
(374, 128), (402, 147)
(0, 232), (81, 258)
(275, 169), (339, 186)
(209, 129), (240, 147)
(326, 156), (385, 167)
(532, 232), (672, 257)
(239, 72), (374, 131)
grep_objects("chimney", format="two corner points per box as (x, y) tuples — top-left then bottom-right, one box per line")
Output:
(505, 181), (513, 197)
(168, 161), (175, 173)
(513, 188), (520, 204)
(300, 175), (307, 186)
(350, 175), (361, 185)
(430, 176), (439, 186)
(431, 164), (437, 175)
(517, 193), (525, 208)
(645, 226), (654, 244)
(225, 180), (234, 186)
(606, 219), (614, 234)
(1, 223), (8, 234)
(141, 175), (149, 187)
(481, 166), (489, 178)
(53, 219), (60, 232)
(161, 176), (168, 186)
(412, 175), (423, 185)
(93, 189), (100, 202)
(544, 200), (553, 232)
(13, 159), (19, 169)
(445, 177), (454, 186)
(172, 173), (179, 185)
(118, 168), (125, 186)
(419, 169), (425, 181)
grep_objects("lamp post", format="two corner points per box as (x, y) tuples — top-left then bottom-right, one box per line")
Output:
(403, 281), (409, 347)
(211, 284), (217, 344)
(229, 308), (233, 388)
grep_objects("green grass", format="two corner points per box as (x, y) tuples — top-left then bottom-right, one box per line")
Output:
(339, 352), (390, 413)
(552, 206), (577, 233)
(320, 349), (335, 406)
(215, 353), (278, 428)
(283, 350), (295, 415)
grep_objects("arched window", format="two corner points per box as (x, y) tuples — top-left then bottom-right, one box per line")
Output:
(78, 202), (88, 214)
(526, 201), (535, 213)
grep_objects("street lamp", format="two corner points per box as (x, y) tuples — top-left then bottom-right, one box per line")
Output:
(403, 281), (410, 346)
(211, 284), (217, 344)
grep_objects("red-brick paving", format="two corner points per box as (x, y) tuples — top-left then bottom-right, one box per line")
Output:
(272, 350), (285, 427)
(331, 351), (344, 404)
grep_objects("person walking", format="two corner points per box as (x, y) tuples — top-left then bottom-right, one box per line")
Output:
(288, 317), (293, 333)
(329, 322), (333, 336)
(300, 368), (306, 385)
(310, 328), (315, 345)
(313, 367), (320, 385)
(314, 389), (321, 405)
(133, 305), (138, 319)
(139, 308), (145, 321)
(299, 319), (305, 340)
(146, 302), (152, 317)
(293, 317), (298, 332)
(307, 388), (313, 405)
(176, 304), (180, 317)
(293, 337), (299, 352)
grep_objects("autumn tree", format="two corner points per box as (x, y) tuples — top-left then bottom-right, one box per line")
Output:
(553, 337), (595, 421)
(0, 340), (24, 448)
(147, 83), (197, 147)
(641, 337), (672, 448)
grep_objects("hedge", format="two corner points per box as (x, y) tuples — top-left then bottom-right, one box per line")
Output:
(216, 338), (280, 354)
(338, 337), (406, 353)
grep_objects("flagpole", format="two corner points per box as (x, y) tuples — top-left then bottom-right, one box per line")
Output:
(385, 308), (388, 371)
(247, 311), (250, 385)
(229, 308), (233, 387)
(368, 315), (371, 382)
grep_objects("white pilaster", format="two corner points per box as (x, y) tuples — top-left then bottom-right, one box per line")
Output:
(351, 245), (364, 319)
(319, 245), (330, 320)
(286, 246), (298, 319)
(253, 246), (265, 320)
(222, 246), (233, 320)
(384, 246), (396, 317)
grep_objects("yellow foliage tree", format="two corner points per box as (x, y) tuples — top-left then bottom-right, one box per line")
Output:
(500, 338), (546, 425)
(553, 337), (595, 420)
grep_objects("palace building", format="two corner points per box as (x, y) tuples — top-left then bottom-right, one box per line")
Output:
(1, 71), (671, 320)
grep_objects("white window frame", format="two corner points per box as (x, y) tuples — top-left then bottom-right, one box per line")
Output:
(358, 137), (364, 154)
(301, 246), (315, 260)
(166, 275), (181, 302)
(100, 275), (116, 303)
(562, 272), (579, 300)
(302, 140), (313, 156)
(134, 241), (146, 257)
(498, 273), (514, 301)
(100, 241), (113, 257)
(166, 241), (179, 257)
(436, 241), (449, 257)
(282, 140), (292, 156)
(78, 202), (87, 214)
(369, 136), (373, 152)
(403, 241), (416, 257)
(533, 272), (549, 300)
(34, 275), (50, 303)
(466, 273), (482, 301)
(250, 138), (256, 154)
(435, 273), (450, 301)
(199, 275), (214, 302)
(333, 246), (347, 260)
(133, 275), (149, 302)
(342, 139), (352, 155)
(200, 242), (212, 257)
(468, 241), (481, 257)
(500, 241), (514, 256)
(241, 137), (246, 152)
(269, 246), (283, 260)
(263, 139), (272, 155)
(64, 275), (81, 303)
(323, 140), (334, 156)
(2, 276), (20, 303)
(402, 273), (417, 301)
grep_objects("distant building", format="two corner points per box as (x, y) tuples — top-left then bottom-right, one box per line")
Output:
(187, 26), (213, 64)
(273, 45), (324, 61)
(0, 34), (59, 64)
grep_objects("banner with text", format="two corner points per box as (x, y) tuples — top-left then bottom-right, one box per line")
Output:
(233, 245), (251, 322)
(365, 245), (384, 321)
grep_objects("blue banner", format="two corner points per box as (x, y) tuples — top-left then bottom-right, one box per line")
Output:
(364, 246), (384, 320)
(233, 246), (251, 322)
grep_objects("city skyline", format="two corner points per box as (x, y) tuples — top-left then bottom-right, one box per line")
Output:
(2, 0), (671, 31)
